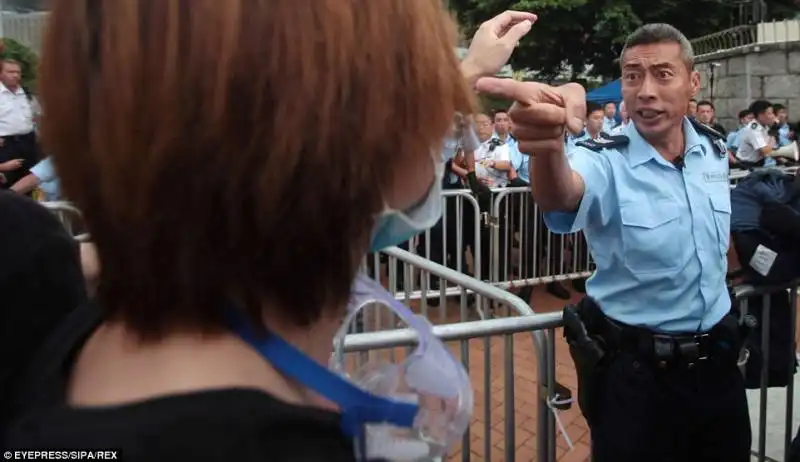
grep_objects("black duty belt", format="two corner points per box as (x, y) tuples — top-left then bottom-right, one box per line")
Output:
(595, 316), (735, 369)
(1, 132), (34, 143)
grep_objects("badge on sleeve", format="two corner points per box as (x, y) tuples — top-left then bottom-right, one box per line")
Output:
(750, 122), (758, 129)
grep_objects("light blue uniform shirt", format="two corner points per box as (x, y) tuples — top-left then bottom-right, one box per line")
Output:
(602, 117), (616, 134)
(777, 123), (791, 147)
(544, 119), (731, 333)
(505, 136), (529, 183)
(30, 156), (61, 201)
(726, 128), (742, 153)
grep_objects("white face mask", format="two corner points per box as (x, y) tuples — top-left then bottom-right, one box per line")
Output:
(368, 153), (446, 252)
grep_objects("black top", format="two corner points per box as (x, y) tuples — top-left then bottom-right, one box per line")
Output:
(0, 192), (86, 425)
(3, 303), (359, 462)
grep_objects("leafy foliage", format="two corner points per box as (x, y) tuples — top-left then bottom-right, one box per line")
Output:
(449, 0), (797, 82)
(0, 38), (38, 90)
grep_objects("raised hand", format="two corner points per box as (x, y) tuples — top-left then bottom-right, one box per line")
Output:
(461, 11), (537, 84)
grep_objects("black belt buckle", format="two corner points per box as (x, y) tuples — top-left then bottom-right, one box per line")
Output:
(652, 334), (674, 368)
(676, 333), (710, 368)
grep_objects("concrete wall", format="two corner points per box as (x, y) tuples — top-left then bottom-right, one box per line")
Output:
(695, 41), (800, 131)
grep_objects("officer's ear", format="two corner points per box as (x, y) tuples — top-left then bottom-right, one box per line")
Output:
(688, 70), (700, 97)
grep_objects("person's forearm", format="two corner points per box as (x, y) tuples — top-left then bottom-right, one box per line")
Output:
(460, 60), (482, 88)
(492, 160), (511, 171)
(529, 153), (583, 212)
(10, 174), (40, 195)
(464, 151), (476, 173)
(451, 164), (469, 177)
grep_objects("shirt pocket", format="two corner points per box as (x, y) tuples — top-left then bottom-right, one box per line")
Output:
(709, 193), (731, 258)
(620, 202), (683, 273)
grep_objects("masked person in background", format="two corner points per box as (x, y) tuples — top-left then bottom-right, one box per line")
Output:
(3, 2), (535, 461)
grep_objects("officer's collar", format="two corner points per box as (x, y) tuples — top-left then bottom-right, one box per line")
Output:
(492, 132), (512, 144)
(627, 117), (705, 168)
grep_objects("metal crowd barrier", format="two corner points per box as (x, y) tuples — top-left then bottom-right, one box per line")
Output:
(351, 246), (564, 462)
(732, 281), (800, 462)
(489, 187), (593, 290)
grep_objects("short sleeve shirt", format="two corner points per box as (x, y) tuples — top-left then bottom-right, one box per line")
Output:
(30, 157), (61, 201)
(736, 122), (770, 163)
(544, 119), (731, 333)
(443, 121), (480, 184)
(474, 138), (510, 187)
(506, 136), (529, 184)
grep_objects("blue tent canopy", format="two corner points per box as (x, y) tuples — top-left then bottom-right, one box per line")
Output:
(586, 79), (621, 104)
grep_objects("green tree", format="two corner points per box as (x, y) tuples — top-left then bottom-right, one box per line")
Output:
(0, 38), (38, 90)
(449, 0), (796, 81)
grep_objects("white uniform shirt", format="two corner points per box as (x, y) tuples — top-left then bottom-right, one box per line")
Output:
(474, 137), (510, 187)
(0, 83), (33, 136)
(736, 121), (770, 163)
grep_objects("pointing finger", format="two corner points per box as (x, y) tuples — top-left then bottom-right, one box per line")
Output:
(475, 77), (556, 106)
(510, 103), (567, 127)
(556, 83), (587, 135)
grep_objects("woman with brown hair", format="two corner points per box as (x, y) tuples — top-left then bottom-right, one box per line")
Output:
(3, 1), (535, 461)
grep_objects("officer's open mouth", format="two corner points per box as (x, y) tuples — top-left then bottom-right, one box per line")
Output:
(637, 109), (664, 120)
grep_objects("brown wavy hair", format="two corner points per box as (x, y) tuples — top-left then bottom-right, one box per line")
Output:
(39, 0), (474, 341)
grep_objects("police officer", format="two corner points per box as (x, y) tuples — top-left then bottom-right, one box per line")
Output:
(0, 59), (37, 189)
(601, 102), (617, 133)
(478, 23), (750, 461)
(737, 99), (798, 166)
(726, 109), (753, 156)
(774, 103), (792, 147)
(608, 101), (629, 135)
(568, 101), (610, 146)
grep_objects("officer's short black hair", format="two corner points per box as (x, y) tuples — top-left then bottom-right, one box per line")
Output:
(697, 100), (714, 110)
(773, 103), (786, 113)
(738, 109), (752, 119)
(586, 101), (603, 117)
(492, 108), (508, 120)
(749, 100), (773, 117)
(622, 23), (695, 70)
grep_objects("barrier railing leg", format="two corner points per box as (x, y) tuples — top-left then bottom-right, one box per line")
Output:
(504, 334), (516, 461)
(546, 329), (557, 462)
(785, 287), (798, 458)
(537, 330), (552, 462)
(758, 293), (771, 462)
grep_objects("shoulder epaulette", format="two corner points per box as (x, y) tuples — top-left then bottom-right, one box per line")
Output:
(689, 117), (725, 140)
(575, 135), (629, 152)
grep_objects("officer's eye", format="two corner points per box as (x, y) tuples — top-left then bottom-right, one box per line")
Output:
(622, 72), (640, 82)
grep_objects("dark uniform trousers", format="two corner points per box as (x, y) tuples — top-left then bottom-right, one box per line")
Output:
(570, 299), (752, 462)
(589, 348), (751, 461)
(0, 132), (39, 189)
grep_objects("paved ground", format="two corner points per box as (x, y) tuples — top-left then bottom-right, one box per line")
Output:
(440, 283), (592, 462)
